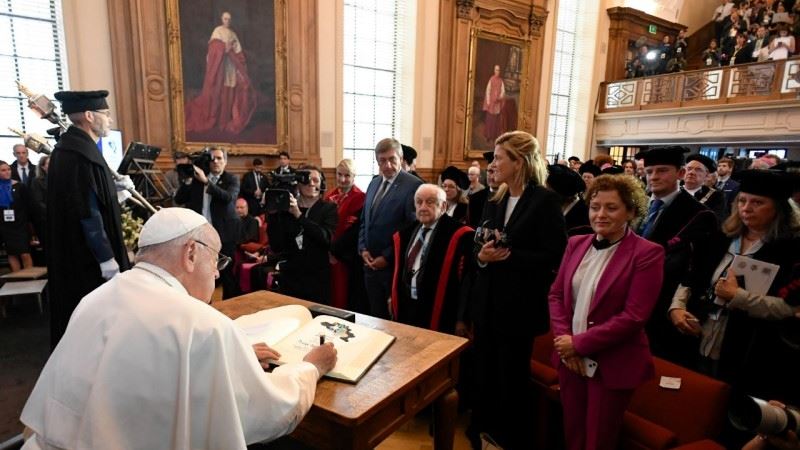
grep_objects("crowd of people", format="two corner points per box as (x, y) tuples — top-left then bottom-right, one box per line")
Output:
(9, 89), (799, 450)
(626, 0), (799, 78)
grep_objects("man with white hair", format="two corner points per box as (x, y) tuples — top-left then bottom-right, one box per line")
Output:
(390, 184), (474, 336)
(20, 208), (337, 450)
(467, 166), (484, 195)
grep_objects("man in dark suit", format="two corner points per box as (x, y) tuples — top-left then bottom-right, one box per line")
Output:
(235, 198), (259, 245)
(716, 157), (740, 206)
(390, 184), (474, 334)
(683, 154), (728, 222)
(240, 158), (268, 215)
(175, 147), (241, 299)
(275, 151), (294, 175)
(11, 144), (36, 187)
(358, 138), (423, 318)
(638, 146), (719, 366)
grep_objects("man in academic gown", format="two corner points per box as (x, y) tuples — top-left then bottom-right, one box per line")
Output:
(547, 164), (590, 236)
(47, 90), (131, 349)
(467, 151), (496, 227)
(638, 146), (719, 366)
(683, 154), (728, 222)
(21, 208), (337, 450)
(390, 184), (474, 334)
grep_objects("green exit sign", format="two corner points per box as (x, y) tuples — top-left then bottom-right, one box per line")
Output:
(648, 24), (657, 34)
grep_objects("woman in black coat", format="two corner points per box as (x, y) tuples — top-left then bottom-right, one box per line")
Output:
(266, 165), (337, 304)
(467, 131), (567, 450)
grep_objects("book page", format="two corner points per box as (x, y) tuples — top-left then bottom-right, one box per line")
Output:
(731, 255), (780, 296)
(271, 315), (395, 382)
(234, 305), (311, 346)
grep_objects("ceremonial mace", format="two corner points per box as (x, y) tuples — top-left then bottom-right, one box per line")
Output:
(12, 81), (157, 214)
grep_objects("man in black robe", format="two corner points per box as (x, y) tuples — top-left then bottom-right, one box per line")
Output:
(547, 164), (590, 236)
(47, 90), (131, 349)
(390, 184), (474, 335)
(683, 154), (728, 222)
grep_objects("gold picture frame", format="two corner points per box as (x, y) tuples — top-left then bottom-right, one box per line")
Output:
(165, 0), (288, 155)
(464, 29), (530, 159)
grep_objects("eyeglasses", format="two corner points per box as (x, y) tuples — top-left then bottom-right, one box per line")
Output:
(194, 240), (232, 271)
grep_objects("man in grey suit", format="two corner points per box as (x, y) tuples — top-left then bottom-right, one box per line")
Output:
(359, 138), (423, 318)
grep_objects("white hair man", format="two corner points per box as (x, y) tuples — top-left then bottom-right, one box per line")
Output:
(21, 208), (337, 450)
(389, 184), (475, 336)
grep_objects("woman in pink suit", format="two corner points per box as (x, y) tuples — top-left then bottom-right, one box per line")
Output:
(549, 175), (665, 450)
(325, 159), (365, 309)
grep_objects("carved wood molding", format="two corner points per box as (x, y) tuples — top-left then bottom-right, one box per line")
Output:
(435, 0), (549, 170)
(106, 0), (319, 167)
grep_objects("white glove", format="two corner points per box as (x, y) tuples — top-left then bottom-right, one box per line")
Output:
(115, 175), (135, 191)
(117, 189), (132, 205)
(99, 258), (120, 280)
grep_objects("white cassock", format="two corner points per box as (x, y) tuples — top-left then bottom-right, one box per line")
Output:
(21, 262), (320, 450)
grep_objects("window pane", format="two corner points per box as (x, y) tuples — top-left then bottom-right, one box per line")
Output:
(374, 70), (393, 97)
(354, 122), (375, 148)
(343, 120), (355, 148)
(354, 67), (375, 95)
(374, 97), (393, 124)
(354, 95), (375, 124)
(13, 18), (56, 58)
(354, 38), (376, 67)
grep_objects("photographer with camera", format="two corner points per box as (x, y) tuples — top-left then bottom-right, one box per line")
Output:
(174, 146), (241, 299)
(737, 397), (800, 450)
(467, 130), (567, 450)
(264, 165), (337, 304)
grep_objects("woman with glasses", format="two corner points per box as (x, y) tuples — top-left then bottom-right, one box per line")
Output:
(669, 170), (800, 410)
(467, 131), (567, 449)
(265, 165), (337, 304)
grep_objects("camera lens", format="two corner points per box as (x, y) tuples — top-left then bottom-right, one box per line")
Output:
(729, 396), (799, 436)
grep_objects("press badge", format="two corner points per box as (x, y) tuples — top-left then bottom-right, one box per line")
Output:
(295, 233), (304, 250)
(706, 58), (712, 66)
(3, 209), (15, 222)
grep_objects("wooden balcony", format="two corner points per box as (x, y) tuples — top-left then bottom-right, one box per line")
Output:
(599, 58), (800, 114)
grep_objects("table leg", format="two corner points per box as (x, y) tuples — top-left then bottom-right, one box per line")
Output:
(433, 387), (458, 450)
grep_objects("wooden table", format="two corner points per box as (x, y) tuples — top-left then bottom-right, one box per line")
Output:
(0, 266), (47, 280)
(0, 279), (48, 315)
(214, 291), (469, 450)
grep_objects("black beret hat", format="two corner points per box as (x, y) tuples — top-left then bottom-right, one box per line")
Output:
(601, 165), (624, 175)
(772, 162), (800, 193)
(642, 146), (689, 168)
(686, 154), (717, 173)
(54, 90), (109, 114)
(483, 151), (494, 163)
(440, 166), (469, 190)
(547, 164), (586, 197)
(579, 160), (601, 176)
(400, 144), (417, 165)
(737, 169), (792, 201)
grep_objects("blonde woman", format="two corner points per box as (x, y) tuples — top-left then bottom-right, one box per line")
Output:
(468, 130), (567, 449)
(325, 159), (366, 309)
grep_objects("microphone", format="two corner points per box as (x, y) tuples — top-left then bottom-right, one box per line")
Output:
(8, 127), (53, 155)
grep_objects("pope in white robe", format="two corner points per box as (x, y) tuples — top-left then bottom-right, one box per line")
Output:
(20, 208), (337, 450)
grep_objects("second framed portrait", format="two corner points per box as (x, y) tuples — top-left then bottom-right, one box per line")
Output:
(464, 30), (529, 158)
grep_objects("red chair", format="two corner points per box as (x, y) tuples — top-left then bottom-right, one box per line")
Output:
(620, 357), (729, 450)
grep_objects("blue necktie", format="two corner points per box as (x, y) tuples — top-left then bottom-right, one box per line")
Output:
(640, 199), (664, 238)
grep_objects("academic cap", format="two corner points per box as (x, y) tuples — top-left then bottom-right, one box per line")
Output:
(686, 154), (717, 173)
(483, 151), (494, 163)
(601, 165), (624, 175)
(54, 90), (109, 114)
(138, 207), (209, 247)
(578, 160), (601, 176)
(440, 166), (469, 190)
(642, 146), (690, 168)
(547, 164), (585, 197)
(400, 144), (417, 165)
(737, 169), (793, 201)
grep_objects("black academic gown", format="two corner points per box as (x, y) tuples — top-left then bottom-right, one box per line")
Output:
(468, 188), (489, 228)
(643, 190), (719, 365)
(690, 185), (728, 223)
(564, 198), (591, 236)
(390, 214), (474, 333)
(47, 126), (130, 349)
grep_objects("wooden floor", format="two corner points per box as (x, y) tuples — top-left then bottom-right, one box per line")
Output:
(377, 411), (473, 450)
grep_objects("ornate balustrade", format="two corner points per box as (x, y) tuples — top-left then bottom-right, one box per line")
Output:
(600, 58), (800, 113)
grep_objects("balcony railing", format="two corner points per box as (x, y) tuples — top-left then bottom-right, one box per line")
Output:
(599, 58), (800, 113)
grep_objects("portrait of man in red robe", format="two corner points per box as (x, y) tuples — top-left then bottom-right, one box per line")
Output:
(470, 37), (521, 152)
(178, 2), (277, 145)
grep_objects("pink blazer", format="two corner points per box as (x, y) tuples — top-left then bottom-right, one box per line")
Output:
(548, 230), (665, 390)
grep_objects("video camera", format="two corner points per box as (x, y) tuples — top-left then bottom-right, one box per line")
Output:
(263, 170), (312, 212)
(176, 147), (213, 179)
(729, 395), (800, 437)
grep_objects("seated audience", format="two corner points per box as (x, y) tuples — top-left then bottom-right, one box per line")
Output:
(550, 174), (664, 450)
(235, 198), (259, 245)
(20, 207), (337, 450)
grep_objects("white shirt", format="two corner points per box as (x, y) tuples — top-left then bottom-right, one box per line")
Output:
(203, 174), (219, 223)
(446, 203), (457, 217)
(16, 162), (30, 180)
(570, 240), (621, 334)
(683, 185), (702, 196)
(504, 196), (520, 226)
(21, 262), (320, 450)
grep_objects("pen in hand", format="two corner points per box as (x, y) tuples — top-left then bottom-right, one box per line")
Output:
(319, 335), (325, 346)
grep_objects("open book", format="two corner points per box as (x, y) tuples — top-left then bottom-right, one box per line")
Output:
(234, 305), (395, 383)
